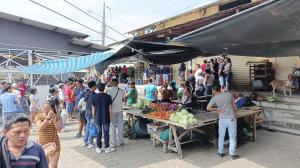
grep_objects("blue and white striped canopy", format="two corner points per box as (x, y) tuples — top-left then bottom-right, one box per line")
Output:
(18, 49), (119, 75)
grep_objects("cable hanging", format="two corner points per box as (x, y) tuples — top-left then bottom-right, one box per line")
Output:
(29, 0), (143, 55)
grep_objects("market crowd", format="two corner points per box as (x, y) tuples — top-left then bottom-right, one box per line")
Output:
(0, 77), (139, 168)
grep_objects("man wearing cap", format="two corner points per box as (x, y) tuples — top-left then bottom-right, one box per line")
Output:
(0, 114), (48, 167)
(0, 84), (21, 128)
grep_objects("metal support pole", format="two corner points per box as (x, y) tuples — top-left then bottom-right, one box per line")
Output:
(28, 50), (33, 87)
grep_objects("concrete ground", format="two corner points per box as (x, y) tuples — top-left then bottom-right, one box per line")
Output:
(27, 121), (300, 168)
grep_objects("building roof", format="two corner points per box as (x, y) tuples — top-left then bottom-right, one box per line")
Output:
(69, 38), (107, 50)
(127, 0), (235, 34)
(0, 11), (89, 39)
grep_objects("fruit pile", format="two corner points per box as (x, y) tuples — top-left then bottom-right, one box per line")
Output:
(147, 111), (172, 120)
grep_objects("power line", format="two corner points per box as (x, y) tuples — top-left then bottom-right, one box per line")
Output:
(62, 0), (129, 39)
(29, 0), (142, 54)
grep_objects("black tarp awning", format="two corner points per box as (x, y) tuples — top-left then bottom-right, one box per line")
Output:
(174, 0), (300, 57)
(96, 0), (300, 72)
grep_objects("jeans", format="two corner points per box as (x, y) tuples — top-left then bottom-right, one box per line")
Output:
(96, 123), (110, 148)
(218, 118), (237, 155)
(110, 112), (124, 147)
(83, 112), (93, 144)
(204, 85), (212, 96)
(225, 72), (233, 91)
(219, 76), (225, 87)
(155, 74), (160, 85)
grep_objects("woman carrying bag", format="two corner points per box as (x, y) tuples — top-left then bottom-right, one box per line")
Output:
(35, 103), (62, 168)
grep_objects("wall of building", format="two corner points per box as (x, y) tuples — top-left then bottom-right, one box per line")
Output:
(0, 18), (97, 54)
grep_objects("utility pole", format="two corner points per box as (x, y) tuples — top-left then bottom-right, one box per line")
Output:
(102, 0), (106, 46)
(28, 50), (33, 87)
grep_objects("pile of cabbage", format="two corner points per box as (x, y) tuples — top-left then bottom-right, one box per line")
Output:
(169, 109), (198, 125)
(132, 99), (151, 110)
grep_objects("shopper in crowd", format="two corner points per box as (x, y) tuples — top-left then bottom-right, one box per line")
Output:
(178, 63), (186, 81)
(0, 81), (7, 94)
(143, 67), (149, 84)
(74, 79), (87, 138)
(182, 81), (192, 106)
(0, 114), (48, 168)
(218, 57), (226, 90)
(92, 83), (113, 154)
(161, 65), (171, 83)
(121, 65), (128, 83)
(144, 79), (158, 102)
(107, 79), (124, 151)
(58, 84), (65, 102)
(83, 81), (97, 148)
(213, 58), (219, 84)
(0, 84), (21, 128)
(77, 95), (87, 139)
(224, 57), (233, 91)
(155, 66), (161, 86)
(169, 81), (178, 100)
(203, 69), (214, 96)
(35, 103), (62, 168)
(64, 81), (76, 120)
(19, 81), (27, 99)
(159, 82), (172, 103)
(12, 83), (23, 113)
(207, 85), (239, 160)
(201, 60), (208, 74)
(125, 81), (138, 106)
(29, 87), (42, 123)
(187, 70), (196, 93)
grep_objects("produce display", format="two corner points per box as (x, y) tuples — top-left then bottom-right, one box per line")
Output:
(147, 111), (172, 120)
(169, 109), (198, 125)
(265, 95), (281, 102)
(132, 100), (197, 125)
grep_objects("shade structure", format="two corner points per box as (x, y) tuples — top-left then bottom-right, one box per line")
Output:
(174, 0), (300, 57)
(18, 48), (119, 75)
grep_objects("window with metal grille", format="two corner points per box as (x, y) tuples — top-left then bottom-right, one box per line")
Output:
(219, 0), (252, 11)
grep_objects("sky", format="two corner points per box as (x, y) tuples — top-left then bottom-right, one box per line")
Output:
(0, 0), (218, 45)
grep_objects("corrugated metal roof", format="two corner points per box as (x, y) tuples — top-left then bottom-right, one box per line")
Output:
(69, 38), (107, 50)
(0, 11), (89, 39)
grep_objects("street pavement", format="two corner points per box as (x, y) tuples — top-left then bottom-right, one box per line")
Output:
(28, 120), (300, 168)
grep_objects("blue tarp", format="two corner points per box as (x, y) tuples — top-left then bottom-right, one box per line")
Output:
(18, 49), (118, 75)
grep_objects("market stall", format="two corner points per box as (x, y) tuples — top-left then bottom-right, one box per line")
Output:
(124, 102), (261, 158)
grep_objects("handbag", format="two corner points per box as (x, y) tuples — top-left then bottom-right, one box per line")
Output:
(42, 119), (57, 157)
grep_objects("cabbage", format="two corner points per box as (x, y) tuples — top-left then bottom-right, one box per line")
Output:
(188, 113), (194, 119)
(181, 115), (188, 120)
(192, 118), (198, 124)
(176, 112), (182, 117)
(188, 118), (194, 124)
(173, 116), (179, 123)
(180, 109), (189, 114)
(179, 119), (188, 125)
(170, 113), (176, 118)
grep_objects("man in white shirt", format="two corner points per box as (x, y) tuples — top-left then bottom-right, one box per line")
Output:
(106, 79), (125, 150)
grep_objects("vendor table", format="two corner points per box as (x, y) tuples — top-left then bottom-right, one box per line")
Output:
(124, 106), (261, 158)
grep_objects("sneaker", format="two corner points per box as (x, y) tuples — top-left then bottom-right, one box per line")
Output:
(217, 153), (225, 158)
(105, 147), (116, 154)
(230, 155), (240, 160)
(95, 147), (102, 154)
(88, 144), (95, 149)
(82, 143), (88, 147)
(74, 133), (82, 139)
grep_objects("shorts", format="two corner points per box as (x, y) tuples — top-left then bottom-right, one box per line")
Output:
(219, 76), (225, 87)
(66, 102), (75, 114)
(79, 110), (87, 124)
(163, 74), (169, 81)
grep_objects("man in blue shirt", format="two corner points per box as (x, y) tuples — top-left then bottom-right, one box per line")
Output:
(144, 79), (158, 102)
(74, 79), (87, 138)
(91, 83), (113, 154)
(0, 114), (48, 168)
(0, 84), (20, 128)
